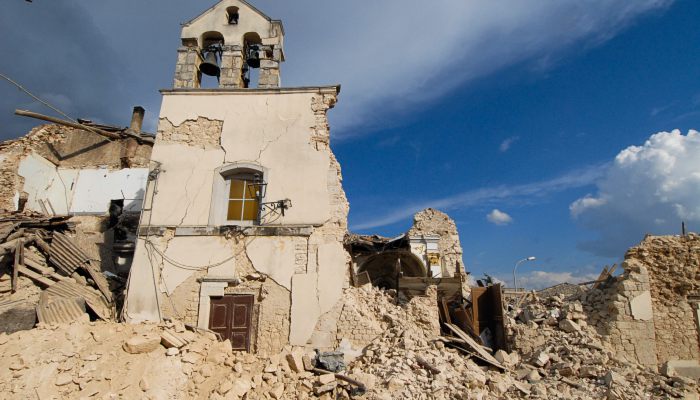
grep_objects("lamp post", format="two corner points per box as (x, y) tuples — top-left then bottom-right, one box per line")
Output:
(513, 256), (536, 291)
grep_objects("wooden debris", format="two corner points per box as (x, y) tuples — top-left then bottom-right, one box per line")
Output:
(444, 323), (506, 371)
(312, 368), (367, 391)
(416, 356), (441, 375)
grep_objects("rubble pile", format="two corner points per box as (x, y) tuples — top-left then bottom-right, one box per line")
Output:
(508, 294), (699, 399)
(0, 211), (118, 331)
(0, 319), (235, 399)
(1, 281), (699, 399)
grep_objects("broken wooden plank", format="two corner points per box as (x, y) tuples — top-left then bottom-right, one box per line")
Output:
(416, 356), (441, 374)
(439, 298), (452, 325)
(24, 257), (65, 282)
(12, 239), (22, 293)
(444, 323), (505, 370)
(591, 266), (609, 290)
(16, 265), (56, 287)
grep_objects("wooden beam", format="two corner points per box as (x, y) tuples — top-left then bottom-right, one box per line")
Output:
(15, 109), (122, 140)
(11, 239), (22, 293)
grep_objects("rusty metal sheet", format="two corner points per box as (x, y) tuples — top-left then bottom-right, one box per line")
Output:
(45, 279), (112, 320)
(36, 292), (86, 325)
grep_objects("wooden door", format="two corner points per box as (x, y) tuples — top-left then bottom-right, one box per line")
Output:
(209, 294), (254, 351)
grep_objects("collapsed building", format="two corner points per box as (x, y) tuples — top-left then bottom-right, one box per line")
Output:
(0, 0), (699, 398)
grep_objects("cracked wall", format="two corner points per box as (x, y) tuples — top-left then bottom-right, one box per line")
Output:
(126, 87), (351, 351)
(0, 124), (152, 213)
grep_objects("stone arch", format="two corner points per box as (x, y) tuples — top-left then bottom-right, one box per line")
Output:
(358, 251), (426, 290)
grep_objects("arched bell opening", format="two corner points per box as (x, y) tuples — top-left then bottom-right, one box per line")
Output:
(242, 32), (262, 88)
(199, 31), (225, 88)
(358, 251), (426, 290)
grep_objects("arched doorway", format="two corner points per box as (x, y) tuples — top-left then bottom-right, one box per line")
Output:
(358, 251), (426, 290)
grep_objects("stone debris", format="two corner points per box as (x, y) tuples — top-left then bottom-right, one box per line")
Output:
(0, 280), (698, 399)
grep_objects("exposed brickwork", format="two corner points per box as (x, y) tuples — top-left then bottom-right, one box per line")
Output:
(157, 117), (224, 147)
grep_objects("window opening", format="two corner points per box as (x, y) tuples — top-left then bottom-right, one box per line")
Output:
(227, 7), (240, 25)
(226, 176), (261, 222)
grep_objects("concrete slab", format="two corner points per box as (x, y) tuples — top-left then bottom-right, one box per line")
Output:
(290, 273), (320, 346)
(160, 236), (236, 294)
(630, 291), (654, 321)
(246, 237), (299, 290)
(661, 360), (700, 380)
(69, 168), (148, 213)
(18, 152), (78, 214)
(317, 242), (347, 315)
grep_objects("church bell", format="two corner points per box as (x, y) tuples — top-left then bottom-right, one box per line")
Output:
(199, 50), (221, 77)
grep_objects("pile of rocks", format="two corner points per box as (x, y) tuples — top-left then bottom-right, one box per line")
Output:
(508, 294), (699, 399)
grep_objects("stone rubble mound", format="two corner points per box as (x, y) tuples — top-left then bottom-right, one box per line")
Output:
(0, 285), (699, 399)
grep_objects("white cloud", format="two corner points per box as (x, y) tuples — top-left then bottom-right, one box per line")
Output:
(487, 209), (513, 225)
(499, 136), (520, 152)
(255, 0), (672, 137)
(0, 1), (672, 140)
(352, 164), (604, 231)
(512, 270), (599, 290)
(571, 129), (700, 256)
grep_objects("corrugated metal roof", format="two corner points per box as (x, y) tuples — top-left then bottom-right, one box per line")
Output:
(36, 293), (86, 325)
(49, 232), (88, 276)
(45, 280), (112, 321)
(49, 232), (112, 302)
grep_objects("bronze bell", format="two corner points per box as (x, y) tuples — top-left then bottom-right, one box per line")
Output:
(246, 46), (261, 69)
(199, 51), (220, 77)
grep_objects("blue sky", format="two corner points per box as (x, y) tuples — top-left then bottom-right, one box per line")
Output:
(1, 1), (699, 288)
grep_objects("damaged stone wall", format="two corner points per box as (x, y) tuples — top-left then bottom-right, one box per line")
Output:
(126, 87), (351, 352)
(310, 284), (440, 352)
(408, 209), (464, 277)
(157, 117), (224, 147)
(628, 234), (700, 364)
(582, 233), (700, 368)
(580, 262), (659, 368)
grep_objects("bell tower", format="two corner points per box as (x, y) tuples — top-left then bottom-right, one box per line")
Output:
(173, 0), (285, 89)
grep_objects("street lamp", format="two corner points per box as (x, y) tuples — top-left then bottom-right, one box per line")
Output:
(513, 256), (536, 291)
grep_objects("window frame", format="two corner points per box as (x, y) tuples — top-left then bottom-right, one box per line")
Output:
(209, 163), (267, 227)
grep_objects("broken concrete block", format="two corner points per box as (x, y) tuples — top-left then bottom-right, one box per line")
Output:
(123, 333), (161, 354)
(160, 329), (187, 349)
(604, 371), (627, 387)
(558, 319), (581, 333)
(532, 351), (550, 367)
(269, 383), (284, 399)
(286, 352), (304, 373)
(166, 347), (179, 356)
(629, 291), (653, 321)
(55, 373), (73, 386)
(661, 360), (700, 380)
(318, 373), (336, 385)
(302, 354), (314, 371)
(314, 382), (337, 395)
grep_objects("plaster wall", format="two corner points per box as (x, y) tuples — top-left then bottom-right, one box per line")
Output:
(69, 168), (148, 213)
(17, 152), (148, 215)
(17, 152), (77, 215)
(182, 0), (282, 47)
(153, 91), (334, 226)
